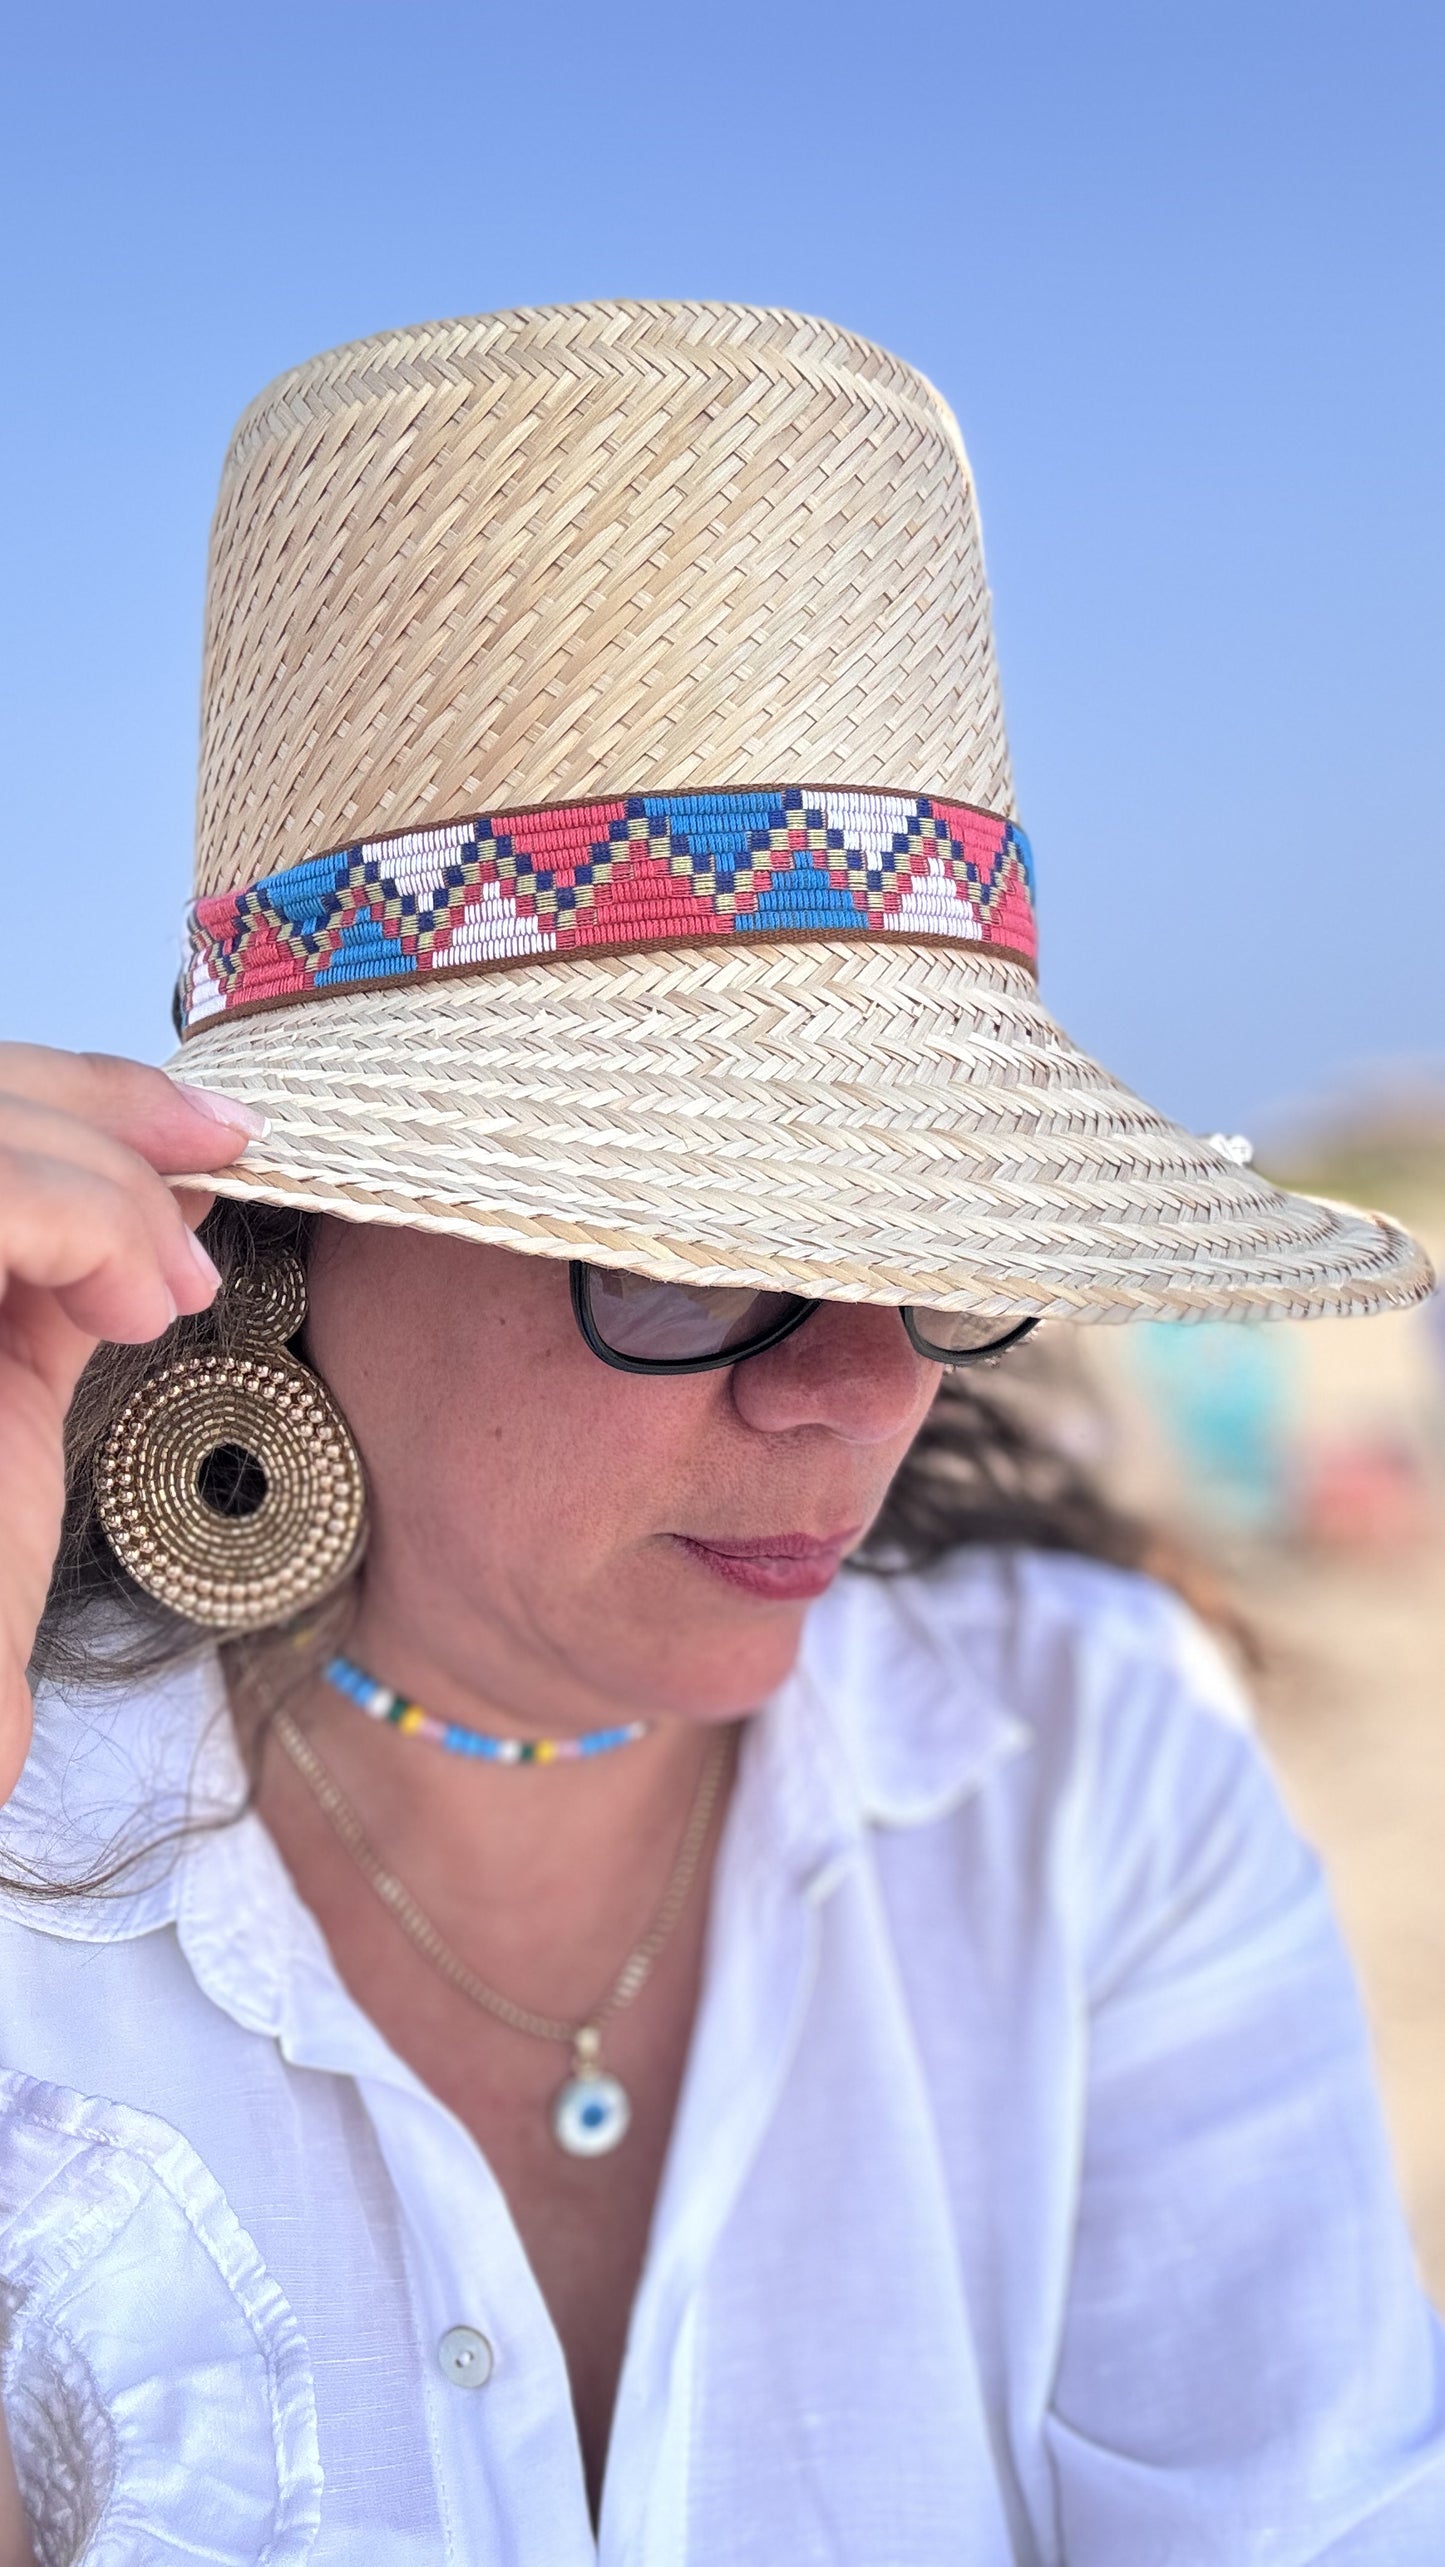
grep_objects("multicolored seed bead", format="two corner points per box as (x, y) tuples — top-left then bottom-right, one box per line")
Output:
(322, 1652), (650, 1762)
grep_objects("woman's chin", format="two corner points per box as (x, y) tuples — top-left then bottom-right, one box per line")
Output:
(627, 1603), (812, 1727)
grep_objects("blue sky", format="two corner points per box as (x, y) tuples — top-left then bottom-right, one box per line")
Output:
(2, 0), (1440, 1136)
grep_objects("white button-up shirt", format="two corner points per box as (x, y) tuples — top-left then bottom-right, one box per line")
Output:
(1, 1551), (1441, 2564)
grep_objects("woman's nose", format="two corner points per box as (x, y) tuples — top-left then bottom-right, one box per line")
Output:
(728, 1300), (935, 1445)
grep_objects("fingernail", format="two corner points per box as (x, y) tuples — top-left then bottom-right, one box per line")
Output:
(186, 1232), (222, 1295)
(172, 1081), (270, 1141)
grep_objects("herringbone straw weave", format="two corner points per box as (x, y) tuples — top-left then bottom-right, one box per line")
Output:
(176, 300), (1432, 1324)
(196, 303), (1011, 893)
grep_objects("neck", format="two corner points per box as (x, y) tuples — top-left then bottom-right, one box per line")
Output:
(238, 1590), (736, 2029)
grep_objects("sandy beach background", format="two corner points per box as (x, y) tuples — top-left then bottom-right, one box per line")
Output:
(1055, 1103), (1445, 2293)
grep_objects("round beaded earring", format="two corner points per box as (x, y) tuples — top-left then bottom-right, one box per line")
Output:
(94, 1247), (367, 1631)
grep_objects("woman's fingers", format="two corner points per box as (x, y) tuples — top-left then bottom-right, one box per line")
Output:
(0, 1043), (267, 1177)
(0, 1050), (261, 1338)
(173, 1186), (219, 1234)
(0, 1149), (218, 1343)
(0, 1099), (225, 1329)
(0, 1043), (254, 1427)
(0, 1046), (262, 1808)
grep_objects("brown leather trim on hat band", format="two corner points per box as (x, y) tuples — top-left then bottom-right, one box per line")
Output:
(177, 786), (1038, 1036)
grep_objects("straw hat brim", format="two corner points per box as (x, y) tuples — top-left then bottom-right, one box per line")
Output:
(172, 941), (1433, 1324)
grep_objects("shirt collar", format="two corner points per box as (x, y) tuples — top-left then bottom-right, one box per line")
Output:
(0, 1651), (400, 2080)
(797, 1553), (1032, 1830)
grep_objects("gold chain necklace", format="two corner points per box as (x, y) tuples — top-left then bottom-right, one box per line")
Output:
(273, 1710), (732, 2156)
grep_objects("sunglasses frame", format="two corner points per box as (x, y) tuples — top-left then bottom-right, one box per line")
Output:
(568, 1262), (1039, 1377)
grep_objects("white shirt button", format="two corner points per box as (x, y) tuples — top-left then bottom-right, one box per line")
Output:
(437, 2324), (494, 2388)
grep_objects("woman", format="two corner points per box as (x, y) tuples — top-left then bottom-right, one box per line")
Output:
(0, 300), (1440, 2564)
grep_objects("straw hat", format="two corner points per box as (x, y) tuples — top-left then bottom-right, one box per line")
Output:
(173, 300), (1431, 1324)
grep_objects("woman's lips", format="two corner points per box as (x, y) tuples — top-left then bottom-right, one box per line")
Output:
(671, 1529), (861, 1602)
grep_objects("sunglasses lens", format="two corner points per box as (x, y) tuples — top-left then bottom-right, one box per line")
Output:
(906, 1309), (1039, 1362)
(584, 1266), (806, 1365)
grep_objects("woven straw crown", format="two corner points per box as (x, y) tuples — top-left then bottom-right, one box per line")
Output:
(177, 299), (1433, 1327)
(198, 301), (1011, 898)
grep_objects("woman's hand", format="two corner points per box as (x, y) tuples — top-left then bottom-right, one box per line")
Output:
(0, 1045), (266, 1803)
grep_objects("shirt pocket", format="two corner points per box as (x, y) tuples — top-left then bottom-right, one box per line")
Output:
(0, 2069), (322, 2566)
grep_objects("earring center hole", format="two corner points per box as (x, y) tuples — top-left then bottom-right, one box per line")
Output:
(197, 1442), (269, 1519)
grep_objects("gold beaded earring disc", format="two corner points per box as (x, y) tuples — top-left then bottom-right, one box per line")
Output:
(94, 1247), (367, 1632)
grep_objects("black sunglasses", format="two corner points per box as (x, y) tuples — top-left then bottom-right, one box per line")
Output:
(569, 1261), (1039, 1377)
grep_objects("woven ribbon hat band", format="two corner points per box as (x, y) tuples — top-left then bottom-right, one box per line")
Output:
(174, 300), (1432, 1324)
(178, 789), (1037, 1030)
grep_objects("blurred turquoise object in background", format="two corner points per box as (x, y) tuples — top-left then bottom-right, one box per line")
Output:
(1129, 1321), (1300, 1534)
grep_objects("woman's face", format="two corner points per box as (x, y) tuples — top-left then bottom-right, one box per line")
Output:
(304, 1222), (941, 1726)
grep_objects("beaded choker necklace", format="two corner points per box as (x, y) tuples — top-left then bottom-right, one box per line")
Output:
(322, 1651), (650, 1763)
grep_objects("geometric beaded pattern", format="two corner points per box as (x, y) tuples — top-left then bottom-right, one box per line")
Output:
(178, 786), (1037, 1031)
